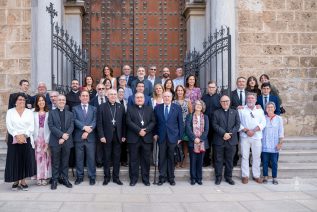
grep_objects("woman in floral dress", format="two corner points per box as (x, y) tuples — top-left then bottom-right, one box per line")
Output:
(33, 94), (51, 185)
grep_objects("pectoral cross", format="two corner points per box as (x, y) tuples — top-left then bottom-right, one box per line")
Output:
(112, 119), (116, 125)
(141, 120), (144, 126)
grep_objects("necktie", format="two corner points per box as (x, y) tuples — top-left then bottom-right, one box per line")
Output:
(164, 105), (169, 120)
(264, 96), (268, 107)
(83, 105), (87, 117)
(126, 76), (129, 82)
(239, 90), (243, 106)
(100, 97), (104, 104)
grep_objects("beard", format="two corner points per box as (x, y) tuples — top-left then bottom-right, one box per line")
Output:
(163, 73), (169, 78)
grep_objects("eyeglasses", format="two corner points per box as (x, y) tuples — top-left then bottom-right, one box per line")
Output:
(208, 86), (216, 89)
(220, 100), (230, 103)
(98, 88), (105, 90)
(250, 112), (255, 118)
(119, 78), (126, 81)
(150, 68), (156, 70)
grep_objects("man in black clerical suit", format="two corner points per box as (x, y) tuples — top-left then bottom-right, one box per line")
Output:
(212, 95), (240, 185)
(126, 92), (156, 186)
(66, 79), (81, 111)
(97, 89), (126, 186)
(48, 94), (74, 190)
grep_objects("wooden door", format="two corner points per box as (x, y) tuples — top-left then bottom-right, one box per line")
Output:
(82, 0), (186, 81)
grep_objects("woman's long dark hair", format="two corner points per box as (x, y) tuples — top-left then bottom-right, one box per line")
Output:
(34, 94), (49, 112)
(102, 65), (114, 78)
(246, 76), (259, 91)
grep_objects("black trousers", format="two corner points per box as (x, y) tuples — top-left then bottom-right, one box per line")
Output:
(233, 133), (240, 165)
(128, 141), (152, 183)
(189, 147), (204, 181)
(203, 130), (214, 165)
(121, 141), (128, 163)
(51, 144), (71, 181)
(214, 142), (235, 179)
(158, 138), (177, 181)
(102, 132), (121, 180)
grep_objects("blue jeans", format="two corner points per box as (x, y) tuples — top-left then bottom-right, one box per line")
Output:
(262, 152), (279, 178)
(189, 147), (204, 182)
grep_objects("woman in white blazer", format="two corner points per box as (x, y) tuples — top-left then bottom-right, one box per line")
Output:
(32, 94), (51, 185)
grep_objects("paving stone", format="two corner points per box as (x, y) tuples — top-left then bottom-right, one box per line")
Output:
(37, 193), (94, 202)
(203, 193), (261, 201)
(296, 200), (317, 211)
(121, 185), (173, 194)
(71, 184), (121, 194)
(182, 202), (248, 212)
(254, 191), (314, 200)
(123, 203), (185, 212)
(263, 183), (317, 192)
(240, 200), (311, 212)
(0, 201), (62, 212)
(94, 194), (149, 202)
(149, 193), (205, 203)
(303, 190), (317, 199)
(0, 192), (40, 201)
(59, 202), (122, 212)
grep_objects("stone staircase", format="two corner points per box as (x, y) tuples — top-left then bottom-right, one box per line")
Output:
(0, 136), (317, 181)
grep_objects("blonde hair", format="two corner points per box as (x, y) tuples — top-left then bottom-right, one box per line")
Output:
(153, 84), (165, 99)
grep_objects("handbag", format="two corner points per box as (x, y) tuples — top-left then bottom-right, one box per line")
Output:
(193, 142), (205, 154)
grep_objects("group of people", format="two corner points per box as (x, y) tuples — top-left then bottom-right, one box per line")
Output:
(4, 64), (284, 191)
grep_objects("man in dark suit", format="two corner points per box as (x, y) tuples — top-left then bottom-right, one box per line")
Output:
(146, 65), (162, 88)
(73, 91), (97, 186)
(128, 82), (152, 107)
(66, 79), (81, 111)
(89, 83), (107, 167)
(201, 81), (222, 167)
(212, 95), (241, 185)
(8, 79), (34, 109)
(230, 77), (247, 109)
(119, 64), (136, 88)
(97, 89), (126, 186)
(131, 67), (153, 97)
(48, 94), (74, 190)
(126, 92), (156, 186)
(257, 82), (280, 115)
(154, 91), (184, 186)
(230, 76), (247, 166)
(32, 82), (52, 107)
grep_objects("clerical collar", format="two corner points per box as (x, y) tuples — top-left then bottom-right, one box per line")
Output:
(223, 109), (228, 112)
(58, 107), (64, 112)
(138, 105), (143, 108)
(108, 101), (116, 106)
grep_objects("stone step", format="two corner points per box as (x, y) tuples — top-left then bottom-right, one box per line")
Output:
(0, 163), (316, 181)
(283, 136), (317, 143)
(282, 142), (317, 150)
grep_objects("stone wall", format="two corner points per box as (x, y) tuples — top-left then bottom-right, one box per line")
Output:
(237, 0), (317, 135)
(0, 0), (31, 135)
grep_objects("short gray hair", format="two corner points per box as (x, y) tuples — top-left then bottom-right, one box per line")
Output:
(246, 92), (257, 98)
(194, 100), (206, 113)
(266, 101), (276, 110)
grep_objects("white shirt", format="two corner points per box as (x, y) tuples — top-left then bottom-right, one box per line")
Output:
(6, 108), (35, 147)
(147, 75), (156, 87)
(237, 89), (246, 106)
(98, 96), (106, 105)
(173, 77), (184, 90)
(238, 105), (266, 140)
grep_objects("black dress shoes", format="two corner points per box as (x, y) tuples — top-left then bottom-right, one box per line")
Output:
(130, 181), (136, 186)
(113, 179), (123, 185)
(103, 178), (110, 186)
(58, 177), (64, 184)
(190, 180), (195, 185)
(225, 178), (235, 185)
(157, 179), (165, 186)
(215, 177), (222, 185)
(89, 178), (96, 185)
(143, 181), (150, 186)
(75, 178), (83, 185)
(169, 179), (176, 186)
(62, 179), (73, 188)
(196, 181), (203, 185)
(96, 162), (103, 168)
(51, 180), (57, 190)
